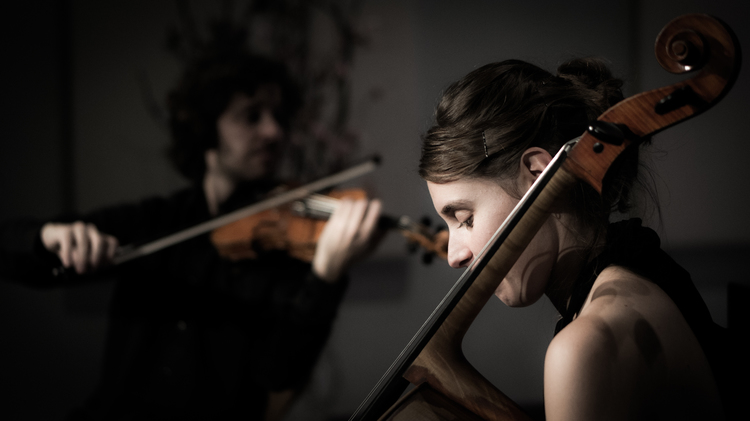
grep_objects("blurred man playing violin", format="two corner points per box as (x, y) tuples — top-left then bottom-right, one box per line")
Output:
(1, 46), (381, 420)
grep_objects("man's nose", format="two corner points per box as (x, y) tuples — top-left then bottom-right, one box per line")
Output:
(258, 111), (283, 139)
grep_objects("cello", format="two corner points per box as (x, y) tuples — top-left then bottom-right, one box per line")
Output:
(349, 13), (741, 421)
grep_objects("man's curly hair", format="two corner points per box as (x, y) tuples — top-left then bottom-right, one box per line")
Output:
(166, 49), (301, 183)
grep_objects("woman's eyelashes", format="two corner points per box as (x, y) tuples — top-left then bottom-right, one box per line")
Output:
(457, 215), (474, 229)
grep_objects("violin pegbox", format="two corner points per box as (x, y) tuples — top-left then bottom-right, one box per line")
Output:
(394, 214), (448, 264)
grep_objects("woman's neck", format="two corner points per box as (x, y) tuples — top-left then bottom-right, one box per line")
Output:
(544, 216), (600, 315)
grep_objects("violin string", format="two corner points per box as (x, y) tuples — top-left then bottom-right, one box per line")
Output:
(302, 194), (339, 216)
(307, 194), (339, 206)
(302, 195), (439, 247)
(304, 195), (432, 236)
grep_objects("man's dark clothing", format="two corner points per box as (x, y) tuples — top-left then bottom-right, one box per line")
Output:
(0, 183), (347, 420)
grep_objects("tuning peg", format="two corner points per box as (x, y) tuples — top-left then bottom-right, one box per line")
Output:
(422, 252), (434, 265)
(420, 216), (432, 227)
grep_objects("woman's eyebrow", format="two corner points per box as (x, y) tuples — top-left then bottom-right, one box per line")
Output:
(440, 200), (471, 217)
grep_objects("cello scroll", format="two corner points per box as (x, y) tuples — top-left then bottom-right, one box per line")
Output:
(566, 14), (740, 193)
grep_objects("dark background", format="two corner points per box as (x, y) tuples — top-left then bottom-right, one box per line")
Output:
(2, 0), (748, 419)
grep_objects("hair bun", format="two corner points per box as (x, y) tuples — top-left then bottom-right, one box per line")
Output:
(557, 57), (624, 109)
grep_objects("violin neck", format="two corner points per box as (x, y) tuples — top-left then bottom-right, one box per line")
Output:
(293, 195), (422, 234)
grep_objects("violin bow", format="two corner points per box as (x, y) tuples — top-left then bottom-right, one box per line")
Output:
(112, 156), (381, 265)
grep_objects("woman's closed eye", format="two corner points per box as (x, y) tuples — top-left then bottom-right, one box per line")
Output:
(457, 215), (473, 229)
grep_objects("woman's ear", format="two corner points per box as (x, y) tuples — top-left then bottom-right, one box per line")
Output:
(518, 147), (553, 189)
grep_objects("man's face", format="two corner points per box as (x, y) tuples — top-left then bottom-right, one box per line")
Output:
(214, 84), (285, 181)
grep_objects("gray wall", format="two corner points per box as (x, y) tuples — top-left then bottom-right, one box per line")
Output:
(1, 1), (748, 420)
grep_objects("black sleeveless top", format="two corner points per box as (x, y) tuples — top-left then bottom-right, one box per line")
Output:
(555, 219), (742, 419)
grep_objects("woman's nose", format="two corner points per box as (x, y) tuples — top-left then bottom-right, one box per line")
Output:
(447, 236), (473, 268)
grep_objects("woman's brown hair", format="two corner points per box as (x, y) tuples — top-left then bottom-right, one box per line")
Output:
(420, 57), (644, 240)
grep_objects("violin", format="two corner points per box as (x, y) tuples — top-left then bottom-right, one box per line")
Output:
(349, 14), (740, 421)
(210, 187), (448, 262)
(64, 156), (445, 273)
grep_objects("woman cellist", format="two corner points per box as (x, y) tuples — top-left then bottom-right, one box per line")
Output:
(418, 56), (734, 420)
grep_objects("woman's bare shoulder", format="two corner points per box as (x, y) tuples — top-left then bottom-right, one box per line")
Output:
(546, 267), (671, 374)
(544, 266), (723, 421)
(544, 308), (632, 420)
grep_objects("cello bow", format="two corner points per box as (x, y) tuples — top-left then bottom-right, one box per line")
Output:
(350, 13), (740, 421)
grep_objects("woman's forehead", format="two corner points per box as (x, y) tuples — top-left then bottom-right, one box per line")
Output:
(427, 178), (506, 207)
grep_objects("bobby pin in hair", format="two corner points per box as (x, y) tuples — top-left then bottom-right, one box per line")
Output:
(482, 131), (489, 158)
